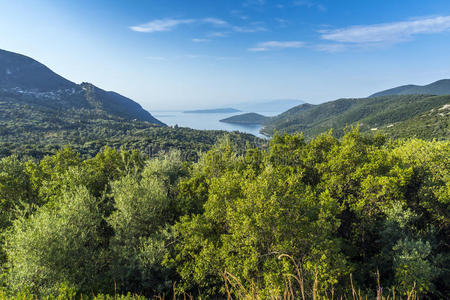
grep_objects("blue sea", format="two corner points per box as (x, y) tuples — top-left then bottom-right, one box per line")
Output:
(152, 111), (278, 138)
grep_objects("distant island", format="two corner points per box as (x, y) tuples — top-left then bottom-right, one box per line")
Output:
(234, 99), (305, 114)
(184, 108), (241, 114)
(220, 112), (270, 125)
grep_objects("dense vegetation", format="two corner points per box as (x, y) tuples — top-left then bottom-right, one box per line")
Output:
(220, 112), (269, 125)
(0, 49), (163, 125)
(1, 48), (449, 298)
(0, 93), (262, 159)
(369, 79), (450, 97)
(0, 129), (448, 299)
(261, 94), (450, 140)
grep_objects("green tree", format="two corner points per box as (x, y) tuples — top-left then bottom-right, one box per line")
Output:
(108, 151), (185, 295)
(5, 185), (108, 295)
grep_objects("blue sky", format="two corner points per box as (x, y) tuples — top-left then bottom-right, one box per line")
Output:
(2, 0), (450, 110)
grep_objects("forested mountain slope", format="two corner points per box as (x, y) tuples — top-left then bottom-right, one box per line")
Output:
(0, 49), (262, 158)
(0, 93), (262, 159)
(370, 79), (450, 97)
(0, 49), (163, 125)
(261, 94), (450, 140)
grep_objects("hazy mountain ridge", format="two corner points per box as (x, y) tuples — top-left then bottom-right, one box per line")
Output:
(262, 94), (450, 140)
(0, 49), (164, 125)
(0, 49), (75, 91)
(370, 79), (450, 97)
(183, 108), (240, 114)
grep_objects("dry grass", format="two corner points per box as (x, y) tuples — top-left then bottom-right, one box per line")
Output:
(0, 254), (419, 300)
(221, 254), (419, 300)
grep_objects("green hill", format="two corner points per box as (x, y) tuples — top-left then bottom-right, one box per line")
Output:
(262, 94), (450, 140)
(0, 93), (262, 159)
(370, 79), (450, 97)
(0, 49), (262, 158)
(220, 112), (269, 124)
(378, 103), (449, 139)
(0, 49), (164, 125)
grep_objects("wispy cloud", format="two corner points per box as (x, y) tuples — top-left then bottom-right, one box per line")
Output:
(131, 16), (264, 40)
(130, 18), (195, 33)
(192, 38), (210, 43)
(275, 18), (289, 27)
(321, 15), (450, 44)
(202, 18), (228, 26)
(130, 17), (227, 33)
(249, 41), (305, 51)
(208, 31), (229, 37)
(230, 10), (249, 20)
(233, 25), (267, 33)
(292, 1), (326, 11)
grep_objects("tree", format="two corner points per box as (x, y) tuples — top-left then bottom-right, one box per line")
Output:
(107, 151), (185, 295)
(5, 185), (108, 295)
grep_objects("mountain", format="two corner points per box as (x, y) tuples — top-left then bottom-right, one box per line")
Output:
(220, 112), (269, 124)
(0, 49), (164, 125)
(0, 49), (75, 91)
(370, 79), (450, 97)
(234, 99), (304, 114)
(262, 95), (449, 140)
(0, 49), (264, 159)
(184, 108), (240, 114)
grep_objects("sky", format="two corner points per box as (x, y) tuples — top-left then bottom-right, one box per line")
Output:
(1, 0), (450, 110)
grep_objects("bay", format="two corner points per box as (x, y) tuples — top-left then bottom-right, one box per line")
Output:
(153, 111), (278, 138)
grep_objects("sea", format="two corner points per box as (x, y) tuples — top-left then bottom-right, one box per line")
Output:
(152, 111), (279, 138)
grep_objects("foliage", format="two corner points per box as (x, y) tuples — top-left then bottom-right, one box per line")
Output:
(0, 130), (447, 298)
(262, 94), (450, 140)
(5, 186), (107, 295)
(0, 93), (263, 160)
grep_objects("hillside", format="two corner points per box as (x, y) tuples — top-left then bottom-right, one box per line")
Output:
(0, 49), (164, 125)
(0, 49), (262, 158)
(379, 103), (449, 139)
(0, 92), (262, 159)
(220, 112), (269, 124)
(262, 94), (450, 140)
(370, 79), (450, 97)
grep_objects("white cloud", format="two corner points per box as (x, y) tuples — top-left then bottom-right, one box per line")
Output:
(275, 18), (289, 27)
(202, 18), (228, 26)
(293, 1), (326, 11)
(230, 10), (249, 20)
(130, 18), (194, 33)
(233, 25), (267, 33)
(208, 31), (229, 37)
(321, 15), (450, 44)
(192, 38), (210, 43)
(249, 41), (305, 51)
(130, 17), (228, 33)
